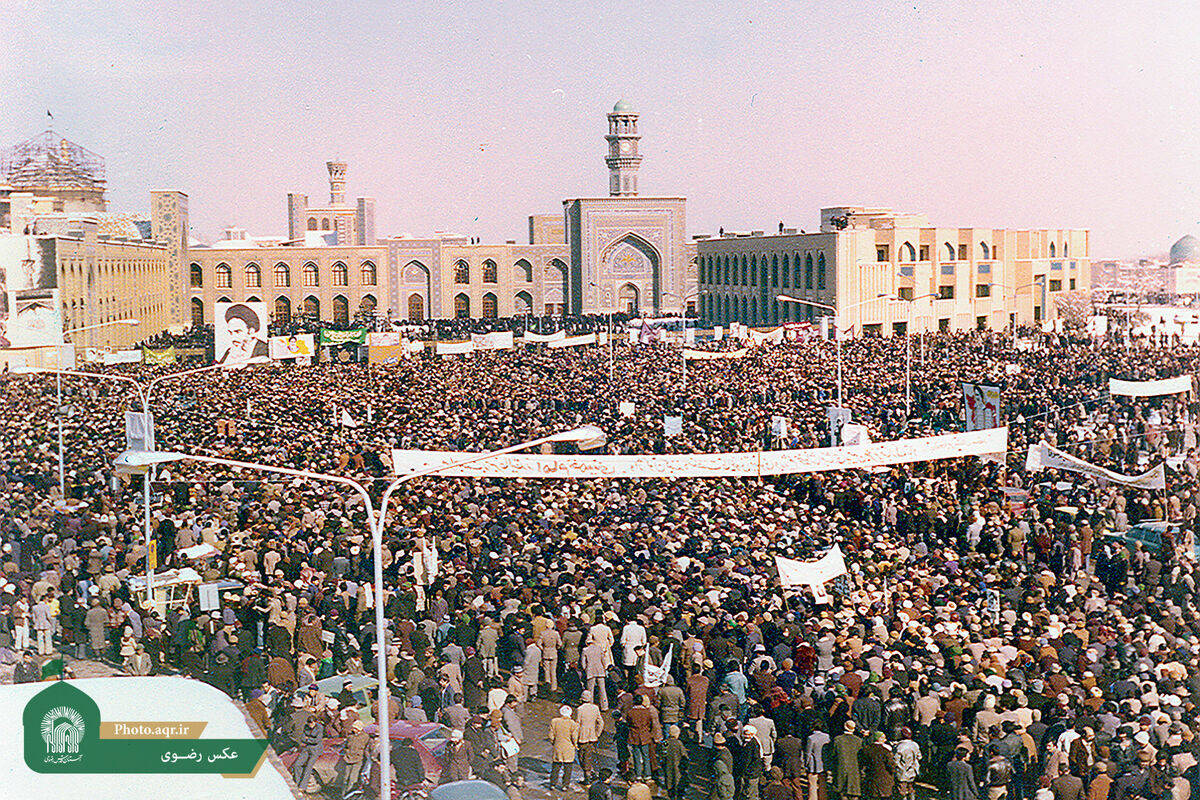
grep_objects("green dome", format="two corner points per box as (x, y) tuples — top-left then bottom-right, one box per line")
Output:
(612, 99), (634, 113)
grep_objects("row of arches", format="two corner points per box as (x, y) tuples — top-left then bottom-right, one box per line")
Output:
(191, 294), (377, 328)
(452, 258), (565, 286)
(193, 261), (378, 290)
(701, 293), (814, 326)
(700, 252), (828, 291)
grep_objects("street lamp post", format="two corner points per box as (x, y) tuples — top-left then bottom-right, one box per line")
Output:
(16, 362), (235, 615)
(588, 282), (615, 381)
(1009, 276), (1047, 348)
(115, 424), (605, 798)
(663, 290), (706, 391)
(882, 293), (937, 422)
(776, 293), (891, 404)
(43, 318), (142, 502)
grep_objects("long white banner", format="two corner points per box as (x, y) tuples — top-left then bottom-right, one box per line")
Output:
(521, 330), (567, 343)
(1109, 376), (1192, 397)
(436, 341), (474, 356)
(393, 427), (1007, 479)
(471, 331), (515, 351)
(683, 348), (749, 361)
(1025, 440), (1166, 490)
(747, 327), (785, 345)
(547, 333), (597, 348)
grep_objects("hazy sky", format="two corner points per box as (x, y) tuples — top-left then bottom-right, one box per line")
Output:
(3, 1), (1198, 258)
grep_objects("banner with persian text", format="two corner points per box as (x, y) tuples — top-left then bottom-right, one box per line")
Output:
(470, 331), (515, 351)
(547, 333), (596, 348)
(1025, 441), (1166, 490)
(683, 348), (748, 361)
(393, 427), (1007, 479)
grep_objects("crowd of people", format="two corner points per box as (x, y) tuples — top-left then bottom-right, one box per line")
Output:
(3, 321), (1200, 800)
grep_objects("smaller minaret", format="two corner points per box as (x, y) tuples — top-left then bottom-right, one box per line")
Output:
(326, 160), (347, 206)
(605, 100), (642, 197)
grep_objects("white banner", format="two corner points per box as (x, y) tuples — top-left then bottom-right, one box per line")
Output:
(436, 341), (475, 356)
(962, 382), (1002, 430)
(368, 332), (401, 347)
(471, 331), (515, 351)
(747, 326), (785, 345)
(683, 348), (749, 360)
(775, 546), (848, 589)
(1025, 441), (1166, 490)
(124, 410), (155, 451)
(393, 427), (1007, 479)
(548, 333), (597, 349)
(521, 330), (566, 343)
(403, 340), (425, 354)
(103, 349), (142, 365)
(268, 333), (315, 359)
(1109, 376), (1192, 397)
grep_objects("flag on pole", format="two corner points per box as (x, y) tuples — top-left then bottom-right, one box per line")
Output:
(341, 409), (358, 428)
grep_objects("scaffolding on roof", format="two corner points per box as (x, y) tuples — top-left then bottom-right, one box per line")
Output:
(0, 129), (106, 191)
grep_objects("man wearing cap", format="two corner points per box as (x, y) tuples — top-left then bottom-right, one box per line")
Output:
(335, 720), (370, 794)
(577, 690), (604, 785)
(833, 720), (863, 800)
(549, 705), (580, 790)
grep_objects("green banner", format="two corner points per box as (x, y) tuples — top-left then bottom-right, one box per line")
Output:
(24, 682), (268, 777)
(142, 346), (176, 365)
(319, 328), (367, 346)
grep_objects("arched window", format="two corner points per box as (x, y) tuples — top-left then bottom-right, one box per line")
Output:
(741, 256), (749, 285)
(189, 263), (203, 288)
(781, 254), (790, 288)
(408, 293), (424, 321)
(979, 242), (990, 260)
(515, 259), (533, 282)
(1063, 241), (1069, 257)
(944, 242), (956, 261)
(482, 292), (498, 318)
(332, 261), (348, 287)
(274, 296), (291, 324)
(190, 297), (204, 327)
(482, 260), (498, 283)
(1049, 242), (1056, 258)
(274, 263), (291, 287)
(320, 219), (330, 231)
(514, 291), (533, 314)
(245, 295), (261, 303)
(817, 254), (827, 290)
(750, 255), (758, 286)
(303, 296), (319, 319)
(245, 263), (261, 288)
(360, 295), (377, 319)
(303, 262), (319, 287)
(215, 263), (232, 288)
(454, 260), (469, 284)
(307, 218), (317, 231)
(454, 293), (470, 318)
(805, 254), (814, 290)
(360, 261), (377, 286)
(771, 255), (779, 286)
(333, 295), (349, 326)
(900, 242), (916, 262)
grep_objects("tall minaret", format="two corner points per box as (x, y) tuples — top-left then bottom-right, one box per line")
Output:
(326, 160), (347, 206)
(605, 100), (642, 197)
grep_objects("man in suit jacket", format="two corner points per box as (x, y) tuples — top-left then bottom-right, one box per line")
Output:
(948, 747), (980, 800)
(832, 720), (863, 800)
(859, 731), (896, 800)
(1051, 771), (1084, 800)
(1085, 762), (1111, 800)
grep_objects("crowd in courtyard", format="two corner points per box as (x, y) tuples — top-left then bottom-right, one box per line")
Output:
(3, 323), (1200, 800)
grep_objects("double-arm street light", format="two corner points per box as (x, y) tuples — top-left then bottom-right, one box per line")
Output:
(26, 318), (142, 501)
(775, 293), (891, 403)
(662, 290), (706, 390)
(588, 281), (615, 380)
(15, 361), (236, 612)
(115, 424), (605, 797)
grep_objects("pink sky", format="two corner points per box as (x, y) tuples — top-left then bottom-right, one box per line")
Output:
(3, 1), (1198, 258)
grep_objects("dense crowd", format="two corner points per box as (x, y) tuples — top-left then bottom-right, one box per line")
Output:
(4, 324), (1200, 800)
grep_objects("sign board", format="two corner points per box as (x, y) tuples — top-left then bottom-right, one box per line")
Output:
(197, 582), (220, 612)
(826, 406), (852, 446)
(124, 411), (155, 452)
(619, 401), (636, 417)
(771, 416), (789, 439)
(663, 415), (683, 437)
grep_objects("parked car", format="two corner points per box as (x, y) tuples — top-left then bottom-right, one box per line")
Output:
(278, 720), (447, 789)
(1104, 521), (1197, 558)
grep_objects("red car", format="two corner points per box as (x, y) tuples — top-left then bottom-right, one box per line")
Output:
(279, 720), (449, 787)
